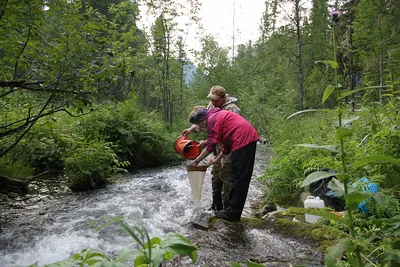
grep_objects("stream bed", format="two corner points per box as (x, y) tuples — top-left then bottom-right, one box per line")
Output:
(0, 144), (324, 267)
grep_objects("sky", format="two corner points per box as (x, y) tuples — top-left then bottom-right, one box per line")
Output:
(139, 0), (266, 60)
(188, 0), (266, 50)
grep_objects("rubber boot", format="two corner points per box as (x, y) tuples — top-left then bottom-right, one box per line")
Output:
(212, 192), (223, 211)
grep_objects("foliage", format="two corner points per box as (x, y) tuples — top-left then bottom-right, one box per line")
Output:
(20, 216), (198, 267)
(262, 113), (340, 205)
(0, 0), (399, 266)
(285, 10), (400, 267)
(75, 100), (180, 168)
(0, 90), (182, 188)
(0, 155), (34, 180)
(63, 139), (126, 191)
(58, 98), (180, 191)
(1, 0), (110, 156)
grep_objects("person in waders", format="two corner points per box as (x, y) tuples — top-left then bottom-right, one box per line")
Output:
(182, 86), (240, 212)
(188, 106), (259, 222)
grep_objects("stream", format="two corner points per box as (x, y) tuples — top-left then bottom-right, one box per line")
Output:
(0, 144), (324, 267)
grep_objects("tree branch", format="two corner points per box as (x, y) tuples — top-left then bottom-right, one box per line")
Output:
(0, 88), (57, 157)
(0, 0), (8, 21)
(13, 18), (31, 79)
(0, 79), (93, 96)
(0, 170), (53, 185)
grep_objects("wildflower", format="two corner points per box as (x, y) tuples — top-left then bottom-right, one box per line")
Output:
(330, 9), (341, 23)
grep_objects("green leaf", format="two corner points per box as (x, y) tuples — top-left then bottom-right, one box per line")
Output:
(391, 240), (400, 250)
(345, 191), (372, 210)
(316, 60), (338, 69)
(161, 233), (192, 248)
(114, 248), (143, 263)
(92, 262), (125, 267)
(296, 144), (339, 154)
(148, 246), (167, 267)
(286, 109), (336, 119)
(86, 255), (108, 264)
(163, 251), (174, 261)
(353, 155), (400, 167)
(246, 258), (267, 266)
(134, 255), (148, 266)
(322, 85), (336, 104)
(339, 86), (384, 100)
(301, 171), (339, 188)
(372, 192), (389, 209)
(382, 252), (400, 266)
(335, 127), (354, 140)
(325, 238), (356, 267)
(228, 263), (243, 267)
(333, 117), (360, 128)
(160, 233), (198, 263)
(383, 215), (400, 235)
(327, 178), (344, 196)
(43, 257), (77, 267)
(145, 237), (161, 248)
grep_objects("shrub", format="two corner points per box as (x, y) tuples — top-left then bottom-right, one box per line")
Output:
(75, 100), (180, 168)
(64, 140), (123, 191)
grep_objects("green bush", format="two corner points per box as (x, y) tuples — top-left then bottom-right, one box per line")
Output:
(263, 113), (340, 206)
(64, 140), (122, 191)
(0, 98), (181, 192)
(263, 141), (340, 206)
(75, 100), (180, 168)
(0, 148), (34, 180)
(30, 117), (72, 172)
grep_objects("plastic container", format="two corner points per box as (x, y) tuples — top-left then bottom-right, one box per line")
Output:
(174, 135), (200, 160)
(304, 196), (325, 223)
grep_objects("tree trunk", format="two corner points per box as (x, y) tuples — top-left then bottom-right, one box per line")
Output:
(295, 0), (304, 111)
(0, 171), (49, 195)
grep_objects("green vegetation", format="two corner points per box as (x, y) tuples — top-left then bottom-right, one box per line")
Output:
(262, 7), (400, 267)
(1, 0), (400, 266)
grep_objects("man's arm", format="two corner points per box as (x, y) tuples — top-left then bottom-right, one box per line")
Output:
(182, 124), (200, 135)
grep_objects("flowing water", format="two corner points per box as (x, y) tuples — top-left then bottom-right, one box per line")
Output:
(0, 145), (324, 267)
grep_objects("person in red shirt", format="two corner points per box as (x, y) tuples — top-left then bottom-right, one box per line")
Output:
(188, 106), (259, 222)
(183, 86), (240, 212)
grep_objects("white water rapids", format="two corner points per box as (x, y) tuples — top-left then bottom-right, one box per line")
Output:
(0, 144), (324, 267)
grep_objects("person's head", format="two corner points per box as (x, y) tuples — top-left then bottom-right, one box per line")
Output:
(189, 106), (207, 128)
(207, 86), (226, 107)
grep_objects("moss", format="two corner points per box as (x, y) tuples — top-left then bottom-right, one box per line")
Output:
(208, 211), (343, 252)
(272, 217), (317, 238)
(240, 216), (264, 227)
(270, 217), (343, 251)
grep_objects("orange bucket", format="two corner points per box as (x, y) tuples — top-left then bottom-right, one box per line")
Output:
(174, 135), (200, 160)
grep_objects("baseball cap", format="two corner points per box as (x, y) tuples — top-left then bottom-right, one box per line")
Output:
(207, 86), (226, 100)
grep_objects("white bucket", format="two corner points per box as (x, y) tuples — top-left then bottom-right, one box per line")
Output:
(304, 196), (325, 223)
(186, 166), (207, 213)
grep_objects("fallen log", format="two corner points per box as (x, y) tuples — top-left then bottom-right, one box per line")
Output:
(0, 171), (50, 194)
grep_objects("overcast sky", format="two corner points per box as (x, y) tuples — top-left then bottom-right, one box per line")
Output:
(192, 0), (265, 49)
(139, 0), (266, 61)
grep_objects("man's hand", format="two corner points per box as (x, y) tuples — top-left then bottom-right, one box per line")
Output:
(189, 160), (198, 167)
(205, 157), (217, 166)
(198, 140), (207, 149)
(182, 127), (193, 136)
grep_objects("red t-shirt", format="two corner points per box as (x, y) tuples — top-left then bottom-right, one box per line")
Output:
(205, 108), (259, 155)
